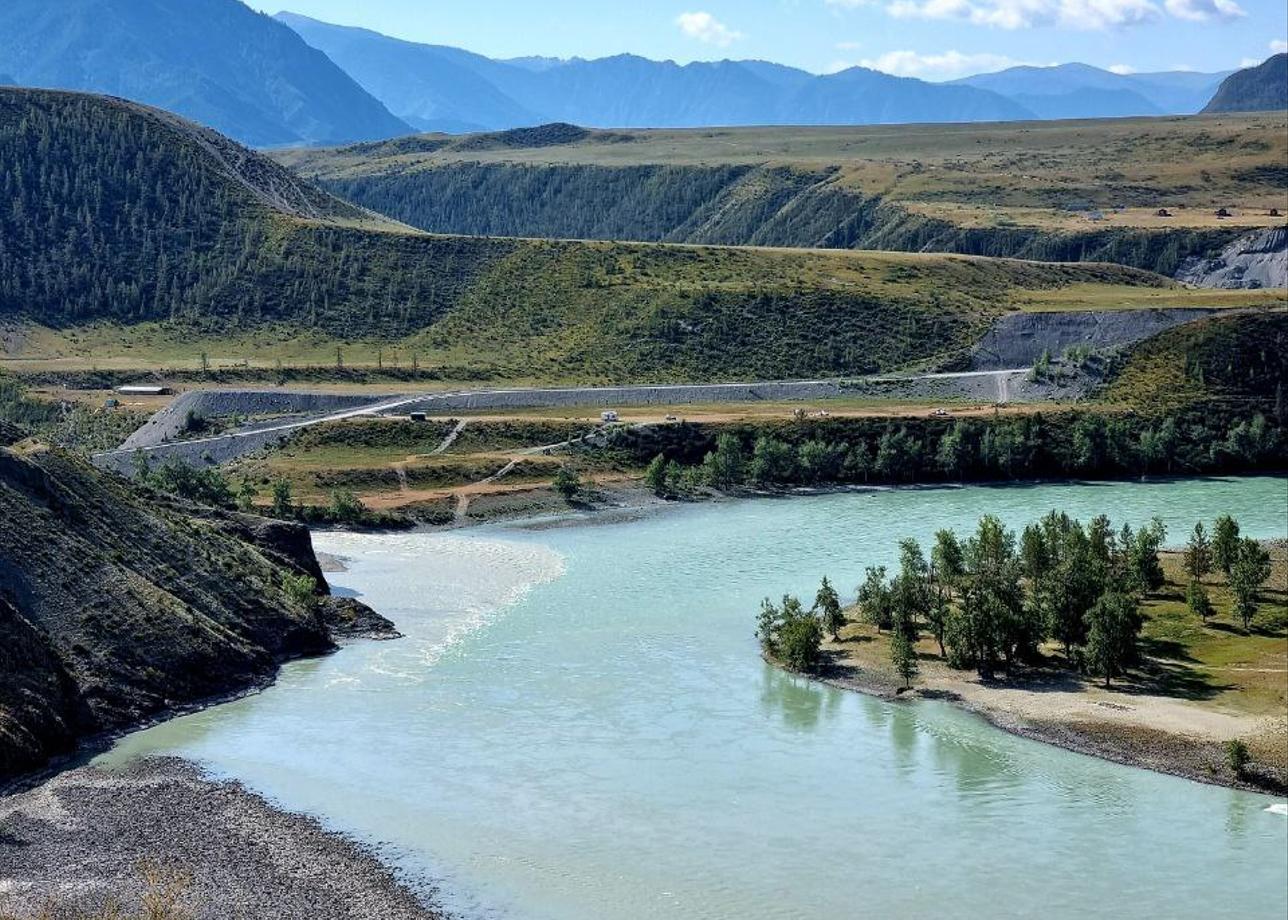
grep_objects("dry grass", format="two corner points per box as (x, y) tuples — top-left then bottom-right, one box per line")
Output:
(0, 863), (193, 920)
(278, 112), (1288, 231)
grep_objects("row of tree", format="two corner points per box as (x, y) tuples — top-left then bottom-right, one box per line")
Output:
(1182, 516), (1273, 630)
(646, 410), (1282, 497)
(757, 513), (1275, 691)
(132, 455), (399, 528)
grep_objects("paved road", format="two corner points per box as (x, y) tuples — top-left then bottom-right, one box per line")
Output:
(92, 369), (1027, 475)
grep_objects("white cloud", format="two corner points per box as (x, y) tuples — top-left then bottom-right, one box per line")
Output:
(1271, 39), (1288, 53)
(835, 40), (864, 50)
(675, 11), (745, 46)
(857, 49), (1030, 79)
(1164, 0), (1244, 21)
(1238, 56), (1260, 67)
(1108, 63), (1136, 73)
(825, 0), (877, 7)
(884, 0), (1245, 29)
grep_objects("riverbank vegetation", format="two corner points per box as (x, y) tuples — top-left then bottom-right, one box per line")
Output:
(757, 515), (1286, 785)
(636, 405), (1285, 497)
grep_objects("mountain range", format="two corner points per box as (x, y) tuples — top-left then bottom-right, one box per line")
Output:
(953, 63), (1230, 119)
(0, 0), (1271, 150)
(275, 12), (1240, 133)
(274, 12), (1033, 131)
(1203, 54), (1288, 114)
(0, 0), (409, 146)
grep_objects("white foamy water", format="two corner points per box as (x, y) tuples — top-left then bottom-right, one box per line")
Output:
(314, 531), (566, 680)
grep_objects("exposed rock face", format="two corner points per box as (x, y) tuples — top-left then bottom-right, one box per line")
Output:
(0, 444), (392, 781)
(968, 308), (1220, 370)
(1176, 227), (1288, 290)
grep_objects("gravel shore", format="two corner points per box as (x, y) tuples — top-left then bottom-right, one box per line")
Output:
(0, 758), (443, 920)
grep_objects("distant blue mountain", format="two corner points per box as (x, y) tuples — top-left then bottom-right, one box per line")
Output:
(276, 12), (1034, 131)
(955, 63), (1230, 116)
(0, 0), (410, 146)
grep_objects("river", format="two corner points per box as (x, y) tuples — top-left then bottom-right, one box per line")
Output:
(99, 476), (1288, 919)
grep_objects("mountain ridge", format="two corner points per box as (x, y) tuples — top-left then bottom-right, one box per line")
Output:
(276, 11), (1034, 129)
(1203, 55), (1288, 114)
(0, 0), (411, 146)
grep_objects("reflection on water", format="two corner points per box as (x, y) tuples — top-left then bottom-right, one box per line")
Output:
(98, 477), (1288, 920)
(757, 664), (844, 732)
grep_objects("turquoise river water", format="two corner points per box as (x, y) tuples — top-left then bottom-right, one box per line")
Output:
(100, 477), (1288, 919)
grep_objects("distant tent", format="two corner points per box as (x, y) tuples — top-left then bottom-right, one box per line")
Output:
(1155, 208), (1172, 217)
(1270, 208), (1282, 217)
(1215, 208), (1232, 218)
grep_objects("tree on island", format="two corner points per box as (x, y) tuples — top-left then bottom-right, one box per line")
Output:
(1085, 592), (1141, 687)
(814, 577), (845, 639)
(1228, 538), (1272, 631)
(857, 566), (894, 632)
(927, 528), (962, 658)
(1186, 579), (1214, 623)
(1212, 515), (1241, 576)
(757, 595), (822, 671)
(890, 623), (918, 691)
(1184, 522), (1213, 581)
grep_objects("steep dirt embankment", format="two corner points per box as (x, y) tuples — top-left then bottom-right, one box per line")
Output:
(120, 389), (390, 450)
(0, 445), (393, 781)
(968, 308), (1221, 370)
(309, 161), (1242, 276)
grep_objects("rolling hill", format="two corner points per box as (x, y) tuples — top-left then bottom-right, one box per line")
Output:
(1203, 55), (1288, 114)
(0, 0), (410, 146)
(1102, 310), (1288, 410)
(2, 86), (1254, 384)
(275, 11), (1033, 130)
(276, 114), (1288, 276)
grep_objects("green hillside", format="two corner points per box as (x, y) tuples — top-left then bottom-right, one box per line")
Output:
(276, 114), (1288, 275)
(1102, 310), (1288, 410)
(0, 87), (1266, 383)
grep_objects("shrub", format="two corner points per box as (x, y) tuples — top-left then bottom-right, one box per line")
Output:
(1224, 739), (1251, 776)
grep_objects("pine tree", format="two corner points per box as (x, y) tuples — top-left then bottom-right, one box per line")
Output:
(1212, 515), (1241, 576)
(1184, 522), (1212, 581)
(814, 576), (845, 639)
(890, 624), (918, 691)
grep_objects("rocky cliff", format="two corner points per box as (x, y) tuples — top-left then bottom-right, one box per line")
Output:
(0, 443), (393, 781)
(1175, 227), (1288, 290)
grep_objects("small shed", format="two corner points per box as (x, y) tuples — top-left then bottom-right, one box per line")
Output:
(1270, 208), (1281, 217)
(116, 385), (171, 396)
(1215, 207), (1232, 219)
(600, 410), (619, 423)
(409, 412), (428, 422)
(1155, 208), (1172, 217)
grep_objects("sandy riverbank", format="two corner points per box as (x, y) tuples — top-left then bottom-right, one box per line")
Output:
(810, 645), (1288, 795)
(0, 758), (443, 920)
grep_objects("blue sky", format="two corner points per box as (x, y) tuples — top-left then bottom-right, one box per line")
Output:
(261, 1), (1288, 79)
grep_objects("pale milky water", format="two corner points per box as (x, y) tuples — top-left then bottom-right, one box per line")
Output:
(100, 477), (1288, 919)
